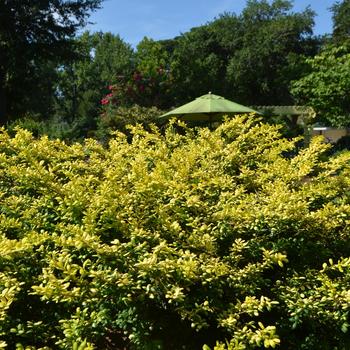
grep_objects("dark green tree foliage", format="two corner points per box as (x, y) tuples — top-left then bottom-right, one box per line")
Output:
(332, 0), (350, 43)
(170, 15), (240, 104)
(170, 16), (237, 104)
(0, 0), (102, 124)
(226, 0), (317, 105)
(54, 32), (134, 133)
(101, 0), (318, 112)
(170, 0), (318, 106)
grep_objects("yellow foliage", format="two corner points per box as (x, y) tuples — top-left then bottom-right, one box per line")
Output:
(0, 117), (350, 349)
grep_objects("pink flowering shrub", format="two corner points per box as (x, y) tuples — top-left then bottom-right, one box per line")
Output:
(100, 66), (172, 110)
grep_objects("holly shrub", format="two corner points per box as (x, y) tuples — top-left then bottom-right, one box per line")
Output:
(0, 116), (350, 349)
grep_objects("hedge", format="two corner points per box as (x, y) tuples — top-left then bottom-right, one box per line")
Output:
(0, 116), (349, 349)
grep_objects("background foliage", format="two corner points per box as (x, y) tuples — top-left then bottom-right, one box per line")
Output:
(0, 0), (329, 136)
(0, 117), (350, 349)
(291, 44), (350, 127)
(0, 0), (103, 124)
(3, 0), (350, 137)
(169, 0), (317, 106)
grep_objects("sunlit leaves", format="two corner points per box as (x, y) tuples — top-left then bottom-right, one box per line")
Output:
(0, 117), (350, 348)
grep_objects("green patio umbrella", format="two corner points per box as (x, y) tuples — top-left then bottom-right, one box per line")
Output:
(160, 92), (258, 122)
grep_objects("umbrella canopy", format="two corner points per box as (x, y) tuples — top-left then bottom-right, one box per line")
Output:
(160, 93), (258, 122)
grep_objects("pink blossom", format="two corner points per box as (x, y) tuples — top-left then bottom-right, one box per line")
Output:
(133, 72), (141, 81)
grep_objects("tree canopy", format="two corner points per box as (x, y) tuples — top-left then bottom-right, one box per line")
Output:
(170, 0), (318, 107)
(2, 0), (324, 134)
(54, 31), (134, 132)
(331, 0), (350, 43)
(0, 0), (103, 123)
(291, 44), (350, 127)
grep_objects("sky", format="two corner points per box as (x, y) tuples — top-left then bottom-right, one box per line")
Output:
(87, 0), (337, 47)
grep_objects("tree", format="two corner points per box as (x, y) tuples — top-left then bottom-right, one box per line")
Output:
(0, 0), (103, 124)
(170, 15), (240, 104)
(226, 0), (318, 105)
(54, 31), (134, 134)
(170, 0), (318, 107)
(331, 0), (350, 43)
(291, 44), (350, 127)
(104, 37), (173, 109)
